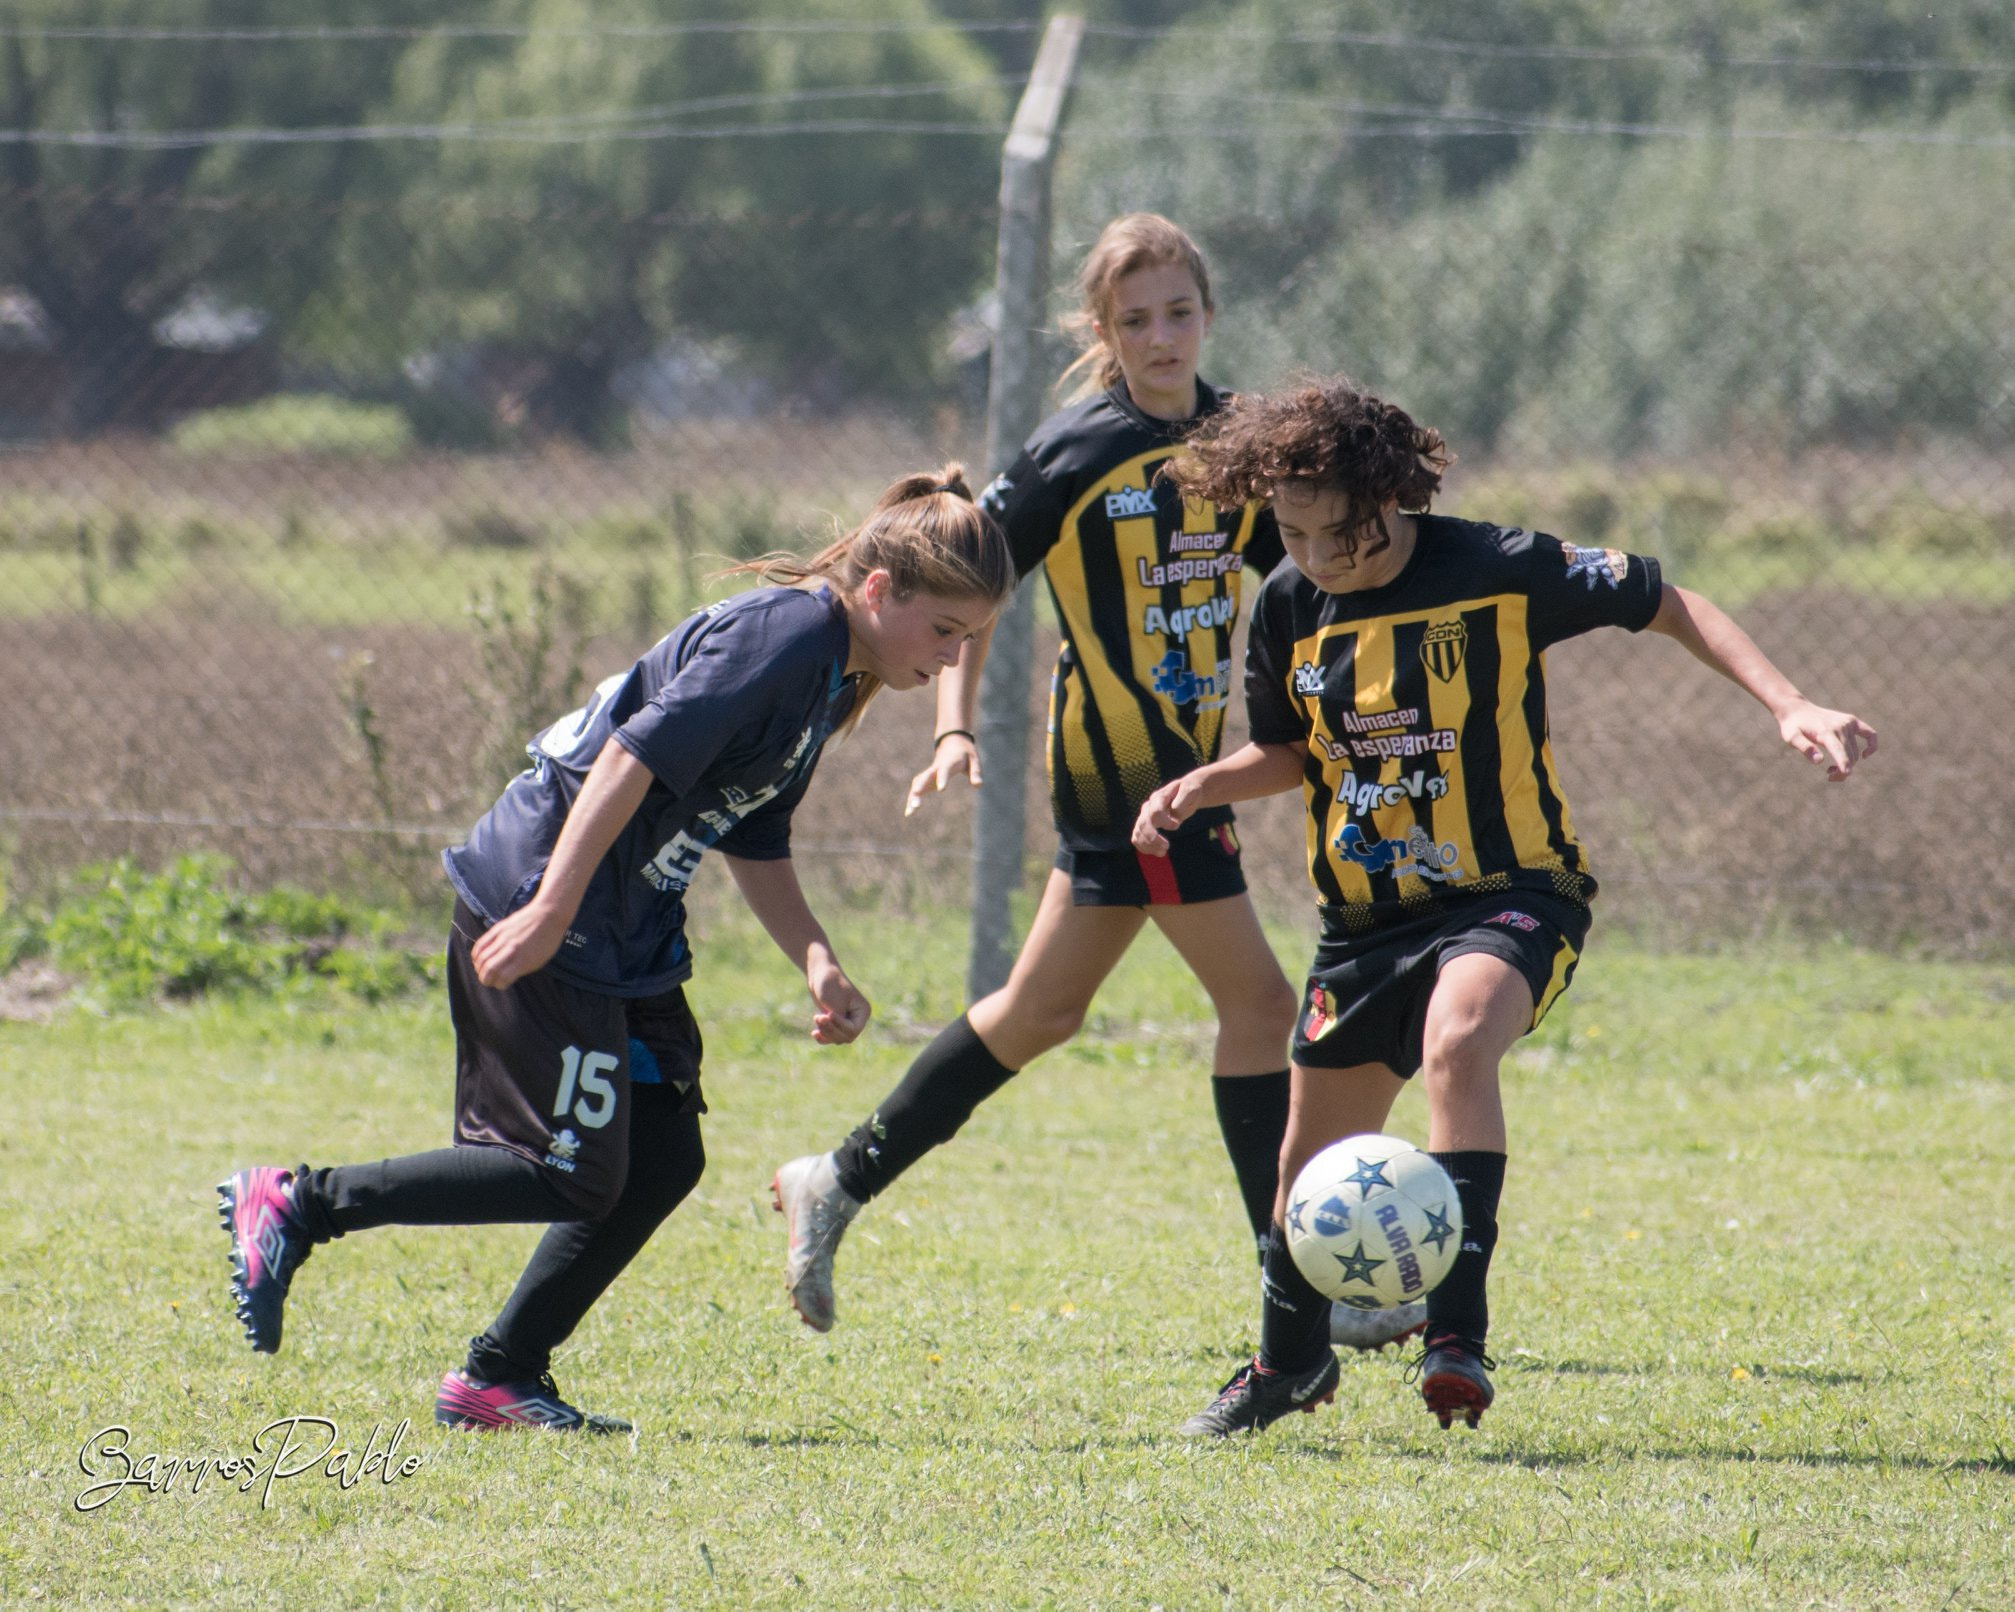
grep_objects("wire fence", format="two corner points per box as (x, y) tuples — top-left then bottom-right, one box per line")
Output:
(3, 24), (2011, 956)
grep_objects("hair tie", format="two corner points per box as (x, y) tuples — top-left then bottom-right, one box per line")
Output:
(930, 482), (961, 496)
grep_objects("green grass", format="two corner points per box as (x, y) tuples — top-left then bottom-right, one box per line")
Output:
(3, 904), (2012, 1608)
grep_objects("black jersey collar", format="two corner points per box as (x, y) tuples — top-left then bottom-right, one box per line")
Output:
(1103, 377), (1221, 439)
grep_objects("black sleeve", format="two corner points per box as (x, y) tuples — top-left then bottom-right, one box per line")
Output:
(1242, 502), (1286, 580)
(1242, 580), (1305, 746)
(980, 450), (1069, 580)
(1523, 529), (1664, 649)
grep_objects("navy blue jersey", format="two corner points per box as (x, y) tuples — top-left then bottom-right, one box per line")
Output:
(445, 585), (857, 996)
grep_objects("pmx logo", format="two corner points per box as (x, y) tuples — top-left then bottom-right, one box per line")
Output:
(1293, 661), (1325, 696)
(1334, 823), (1466, 884)
(1563, 543), (1630, 589)
(1103, 484), (1158, 519)
(1150, 650), (1233, 709)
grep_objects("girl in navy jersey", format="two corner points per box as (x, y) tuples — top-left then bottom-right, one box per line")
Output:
(217, 466), (1012, 1432)
(771, 217), (1425, 1354)
(1135, 376), (1876, 1437)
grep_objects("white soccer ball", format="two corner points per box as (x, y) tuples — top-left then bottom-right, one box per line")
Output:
(1284, 1133), (1462, 1311)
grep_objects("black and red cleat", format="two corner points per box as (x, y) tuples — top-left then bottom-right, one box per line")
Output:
(1410, 1333), (1496, 1429)
(1178, 1351), (1341, 1439)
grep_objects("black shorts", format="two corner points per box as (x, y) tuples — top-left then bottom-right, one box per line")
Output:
(446, 900), (705, 1214)
(1292, 892), (1590, 1077)
(1056, 820), (1248, 908)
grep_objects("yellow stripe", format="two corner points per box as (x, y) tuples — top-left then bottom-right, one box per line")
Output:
(1531, 930), (1580, 1029)
(1303, 622), (1374, 904)
(1492, 602), (1581, 871)
(1423, 613), (1479, 889)
(1049, 455), (1172, 809)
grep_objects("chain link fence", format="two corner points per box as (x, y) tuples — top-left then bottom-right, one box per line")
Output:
(3, 35), (2011, 956)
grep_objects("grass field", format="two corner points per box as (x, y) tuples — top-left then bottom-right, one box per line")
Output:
(3, 900), (2012, 1608)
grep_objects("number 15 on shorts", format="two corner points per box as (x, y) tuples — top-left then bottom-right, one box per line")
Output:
(555, 1046), (619, 1129)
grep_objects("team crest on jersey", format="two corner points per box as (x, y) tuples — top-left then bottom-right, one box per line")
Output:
(1293, 660), (1325, 696)
(543, 1129), (581, 1173)
(1303, 984), (1339, 1042)
(1562, 544), (1630, 589)
(1421, 619), (1467, 683)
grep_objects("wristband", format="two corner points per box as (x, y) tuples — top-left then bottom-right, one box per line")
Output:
(933, 729), (976, 751)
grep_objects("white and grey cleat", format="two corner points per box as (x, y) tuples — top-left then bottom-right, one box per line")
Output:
(1329, 1299), (1429, 1353)
(770, 1153), (862, 1333)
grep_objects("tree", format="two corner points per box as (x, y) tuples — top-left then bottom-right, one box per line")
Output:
(0, 0), (483, 434)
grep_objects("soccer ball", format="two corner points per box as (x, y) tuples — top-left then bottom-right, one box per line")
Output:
(1284, 1133), (1462, 1311)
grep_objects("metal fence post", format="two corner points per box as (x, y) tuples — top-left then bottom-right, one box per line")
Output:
(967, 14), (1084, 1002)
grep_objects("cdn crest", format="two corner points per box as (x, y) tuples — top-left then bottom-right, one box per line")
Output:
(1421, 619), (1467, 683)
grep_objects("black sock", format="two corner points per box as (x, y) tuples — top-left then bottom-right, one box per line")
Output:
(468, 1088), (705, 1384)
(1211, 1070), (1290, 1261)
(290, 1146), (580, 1244)
(831, 1014), (1019, 1202)
(1258, 1221), (1332, 1372)
(1426, 1149), (1506, 1352)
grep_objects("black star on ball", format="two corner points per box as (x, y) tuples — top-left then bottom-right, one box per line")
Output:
(1421, 1205), (1456, 1255)
(1345, 1156), (1394, 1193)
(1332, 1240), (1387, 1288)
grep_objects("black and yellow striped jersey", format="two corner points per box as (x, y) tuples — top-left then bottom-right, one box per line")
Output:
(981, 380), (1284, 853)
(1244, 517), (1663, 930)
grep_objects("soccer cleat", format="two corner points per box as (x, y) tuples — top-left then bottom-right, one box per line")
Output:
(1178, 1352), (1341, 1439)
(770, 1152), (862, 1333)
(217, 1166), (312, 1354)
(1329, 1299), (1428, 1352)
(435, 1369), (633, 1434)
(1409, 1333), (1497, 1429)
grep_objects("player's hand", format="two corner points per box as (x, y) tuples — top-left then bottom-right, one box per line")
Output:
(807, 952), (871, 1045)
(1778, 701), (1878, 781)
(1133, 778), (1199, 856)
(905, 732), (981, 817)
(470, 901), (571, 990)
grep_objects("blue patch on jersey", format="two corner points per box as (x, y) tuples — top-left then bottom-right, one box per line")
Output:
(628, 1036), (663, 1085)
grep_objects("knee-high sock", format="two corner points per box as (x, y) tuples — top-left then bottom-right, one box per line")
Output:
(468, 1088), (705, 1383)
(1426, 1149), (1506, 1350)
(1211, 1070), (1290, 1260)
(291, 1146), (578, 1244)
(831, 1014), (1019, 1203)
(1258, 1220), (1332, 1372)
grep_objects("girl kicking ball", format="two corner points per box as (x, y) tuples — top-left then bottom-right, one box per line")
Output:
(771, 216), (1426, 1354)
(218, 467), (1012, 1431)
(1133, 375), (1875, 1437)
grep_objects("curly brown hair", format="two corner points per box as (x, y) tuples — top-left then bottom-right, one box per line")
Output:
(1165, 375), (1450, 535)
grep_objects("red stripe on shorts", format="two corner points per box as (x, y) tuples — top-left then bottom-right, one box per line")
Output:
(1138, 848), (1181, 905)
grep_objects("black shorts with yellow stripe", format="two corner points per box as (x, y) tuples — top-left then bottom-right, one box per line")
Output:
(1292, 890), (1589, 1076)
(1055, 819), (1247, 908)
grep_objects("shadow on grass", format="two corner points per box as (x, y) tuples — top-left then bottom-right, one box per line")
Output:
(1391, 1444), (2011, 1476)
(1517, 1358), (1876, 1387)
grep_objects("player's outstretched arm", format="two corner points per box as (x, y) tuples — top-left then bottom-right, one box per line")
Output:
(722, 854), (871, 1044)
(1133, 740), (1305, 855)
(472, 741), (655, 990)
(905, 615), (997, 817)
(1646, 584), (1878, 781)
